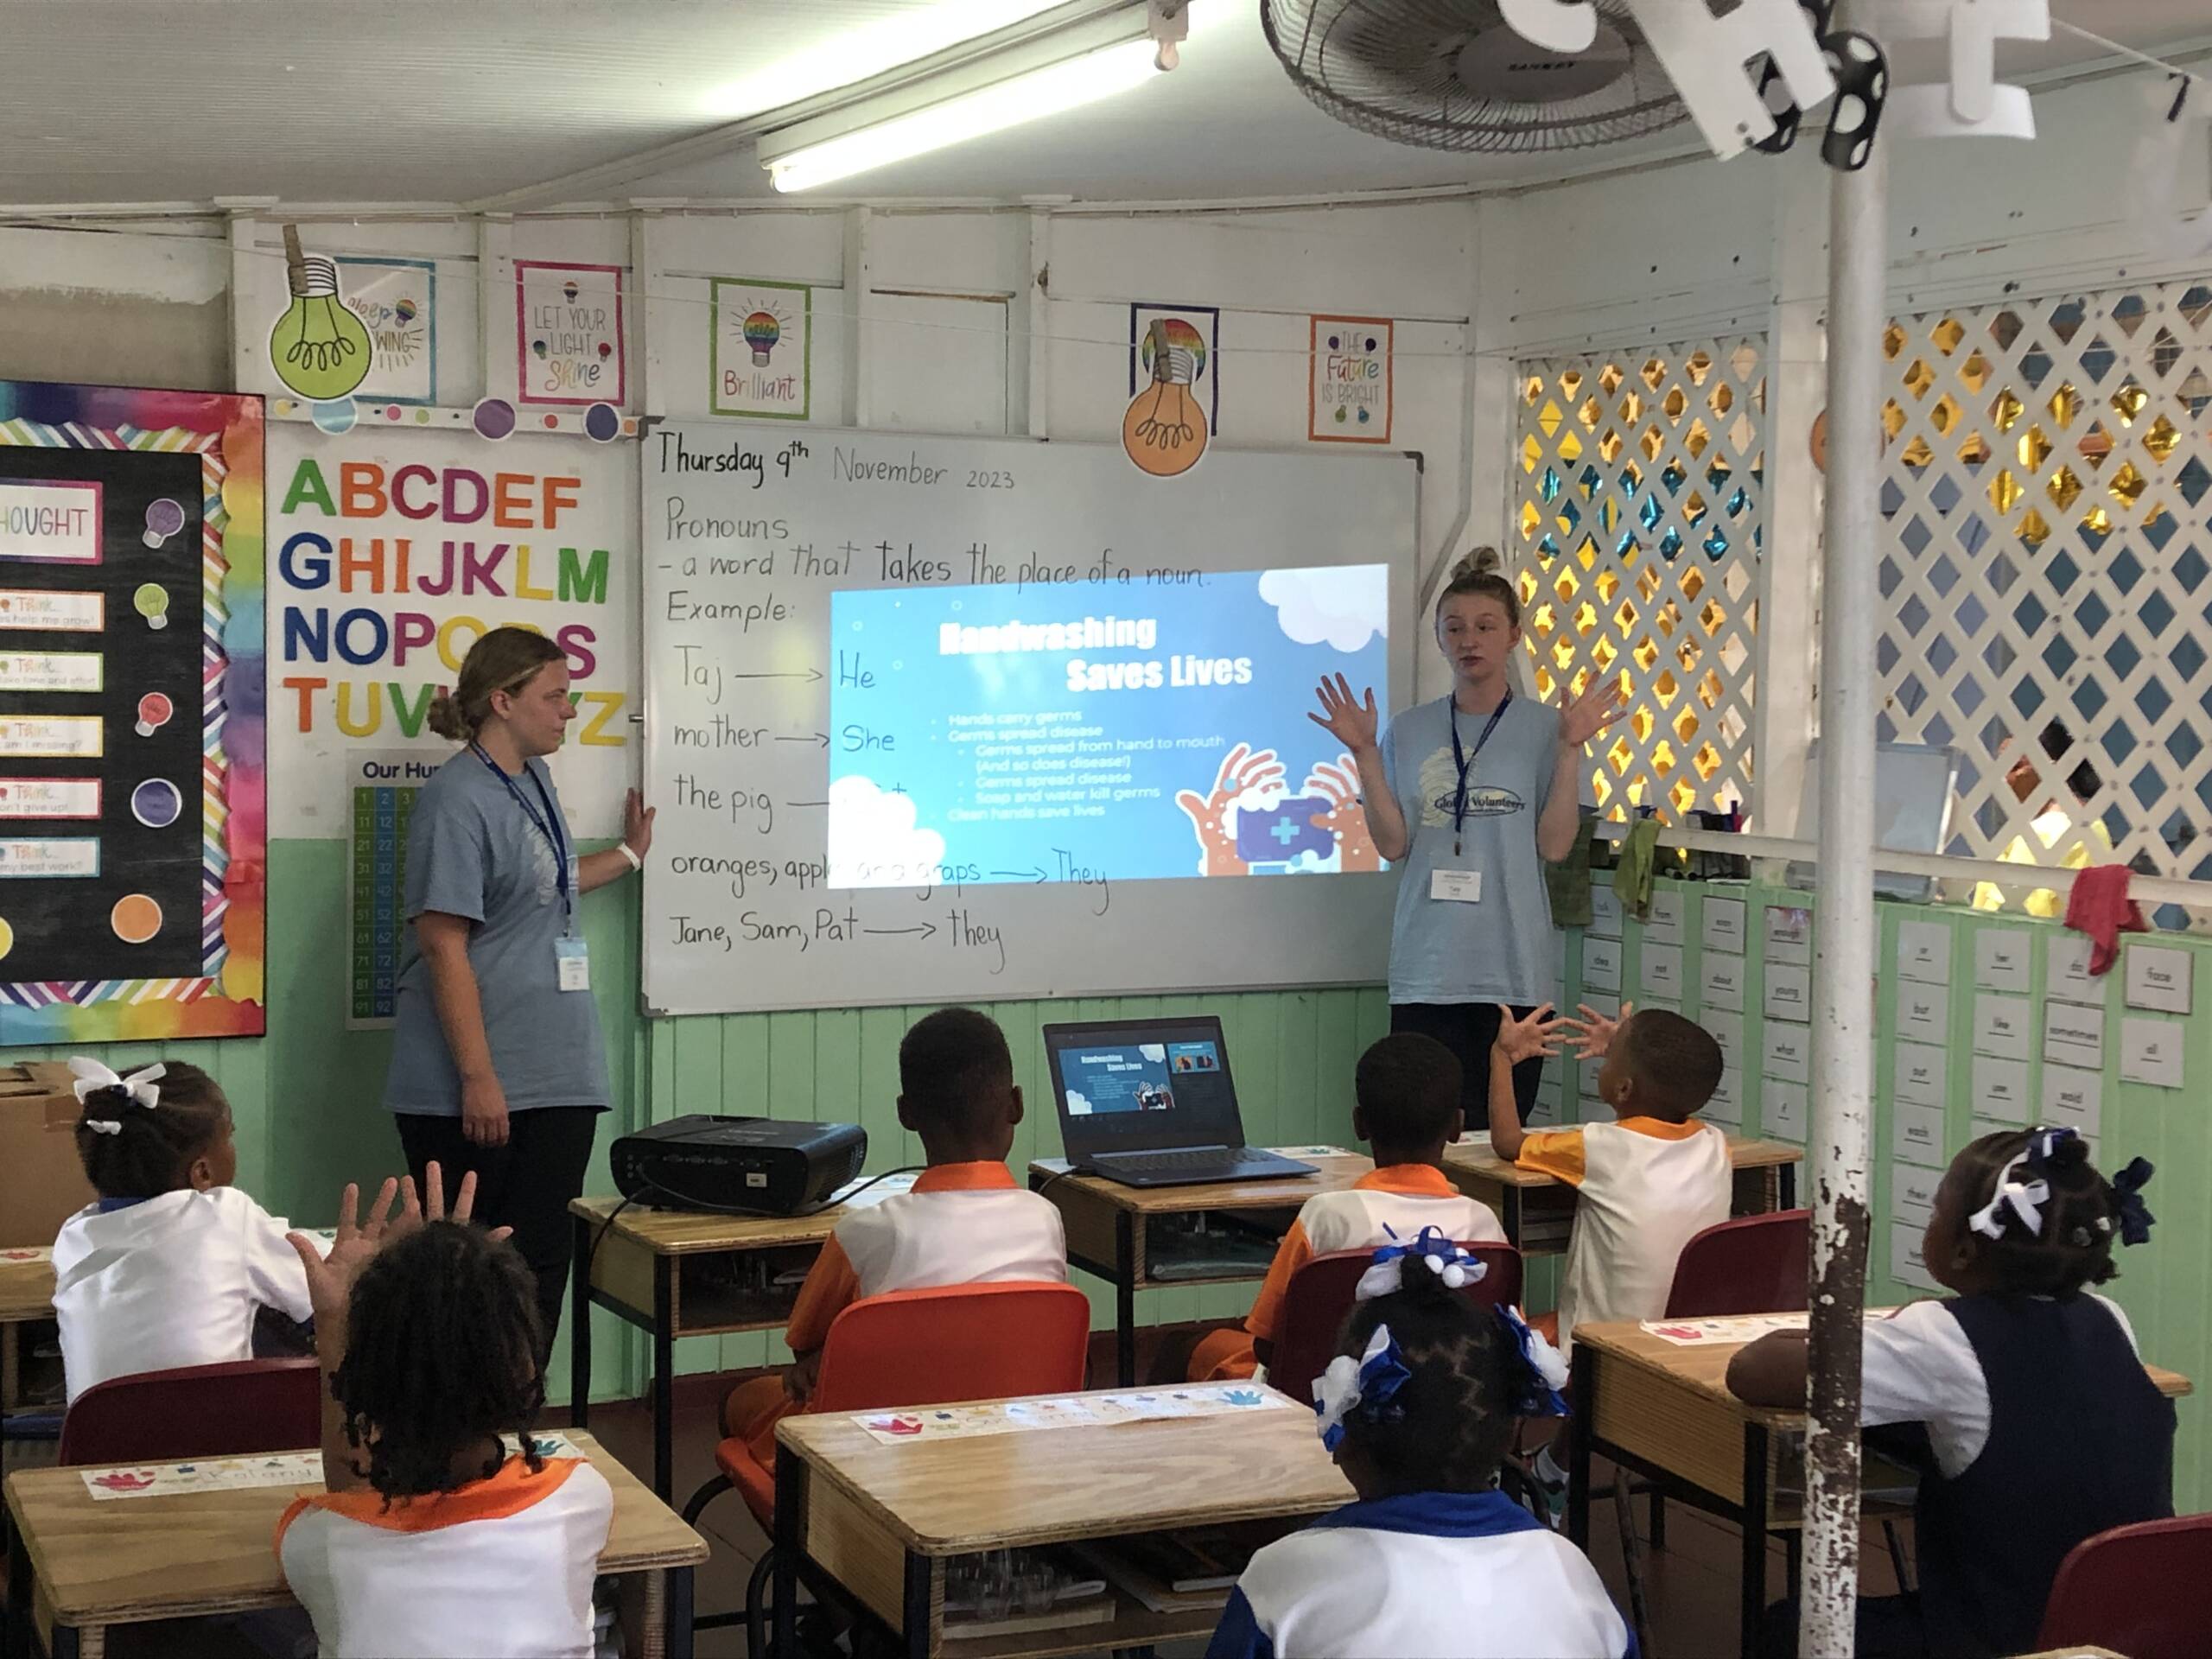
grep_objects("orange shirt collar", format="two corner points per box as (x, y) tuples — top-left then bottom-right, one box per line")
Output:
(1357, 1163), (1459, 1198)
(1618, 1116), (1709, 1141)
(912, 1160), (1018, 1193)
(277, 1455), (582, 1541)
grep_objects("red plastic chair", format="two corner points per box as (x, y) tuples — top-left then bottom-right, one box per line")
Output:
(1663, 1209), (1811, 1318)
(682, 1281), (1091, 1644)
(2037, 1514), (2212, 1658)
(1268, 1242), (1523, 1410)
(57, 1357), (322, 1465)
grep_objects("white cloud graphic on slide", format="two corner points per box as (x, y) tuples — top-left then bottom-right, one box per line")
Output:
(1140, 1045), (1166, 1062)
(1259, 565), (1387, 653)
(828, 774), (947, 888)
(1066, 1089), (1093, 1116)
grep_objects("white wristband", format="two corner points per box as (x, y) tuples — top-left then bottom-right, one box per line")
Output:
(618, 843), (643, 872)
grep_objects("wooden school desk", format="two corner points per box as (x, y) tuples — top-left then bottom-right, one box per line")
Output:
(1029, 1152), (1374, 1385)
(569, 1192), (875, 1501)
(1564, 1319), (2195, 1659)
(2, 1429), (709, 1659)
(772, 1387), (1352, 1659)
(0, 1253), (55, 1433)
(1444, 1135), (1802, 1255)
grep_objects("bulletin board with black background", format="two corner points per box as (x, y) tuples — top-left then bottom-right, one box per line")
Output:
(0, 381), (266, 1041)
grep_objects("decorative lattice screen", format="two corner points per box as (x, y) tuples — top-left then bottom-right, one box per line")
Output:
(1513, 339), (1768, 821)
(1873, 281), (2212, 919)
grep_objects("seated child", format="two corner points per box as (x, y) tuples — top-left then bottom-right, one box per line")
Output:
(1490, 1001), (1731, 1352)
(1728, 1127), (2170, 1659)
(1189, 1033), (1503, 1382)
(277, 1164), (613, 1659)
(51, 1056), (316, 1402)
(720, 1007), (1067, 1467)
(1207, 1234), (1631, 1659)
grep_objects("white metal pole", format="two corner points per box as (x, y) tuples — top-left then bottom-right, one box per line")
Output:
(1800, 73), (1889, 1659)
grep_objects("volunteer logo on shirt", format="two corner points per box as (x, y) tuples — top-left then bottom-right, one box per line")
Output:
(527, 826), (558, 906)
(1416, 748), (1523, 826)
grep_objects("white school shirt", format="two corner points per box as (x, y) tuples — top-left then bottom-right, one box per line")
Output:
(1859, 1293), (2141, 1478)
(1209, 1490), (1633, 1659)
(1516, 1116), (1732, 1352)
(52, 1186), (316, 1402)
(278, 1456), (613, 1659)
(785, 1161), (1068, 1351)
(1244, 1166), (1506, 1344)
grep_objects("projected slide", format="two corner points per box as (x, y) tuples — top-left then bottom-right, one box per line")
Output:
(827, 564), (1388, 889)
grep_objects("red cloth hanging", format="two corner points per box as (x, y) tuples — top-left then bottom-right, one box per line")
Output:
(2063, 864), (2147, 976)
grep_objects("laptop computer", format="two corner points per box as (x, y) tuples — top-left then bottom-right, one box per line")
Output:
(1042, 1016), (1315, 1189)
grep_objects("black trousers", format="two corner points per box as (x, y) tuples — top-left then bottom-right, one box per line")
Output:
(392, 1105), (601, 1367)
(1390, 1001), (1546, 1127)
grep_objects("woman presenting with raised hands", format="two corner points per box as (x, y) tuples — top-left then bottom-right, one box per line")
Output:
(1312, 553), (1624, 1121)
(382, 626), (653, 1359)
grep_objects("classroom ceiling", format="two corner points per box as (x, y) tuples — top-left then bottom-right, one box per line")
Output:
(0, 1), (2204, 209)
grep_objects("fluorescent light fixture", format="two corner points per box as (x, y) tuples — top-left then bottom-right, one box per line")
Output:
(702, 1), (1069, 121)
(759, 2), (1229, 193)
(766, 37), (1159, 192)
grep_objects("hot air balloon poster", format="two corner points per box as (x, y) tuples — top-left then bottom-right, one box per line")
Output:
(711, 278), (812, 422)
(515, 261), (626, 408)
(1128, 303), (1220, 434)
(336, 257), (436, 405)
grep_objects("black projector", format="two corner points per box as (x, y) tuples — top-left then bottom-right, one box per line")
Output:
(610, 1116), (868, 1216)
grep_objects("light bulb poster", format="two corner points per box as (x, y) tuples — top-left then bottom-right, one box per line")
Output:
(1308, 315), (1394, 445)
(710, 278), (812, 422)
(268, 226), (372, 404)
(0, 379), (267, 1043)
(335, 257), (437, 405)
(1128, 302), (1220, 433)
(264, 423), (636, 841)
(515, 260), (626, 408)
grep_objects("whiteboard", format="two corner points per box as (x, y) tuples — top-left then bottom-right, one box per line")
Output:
(640, 423), (1419, 1016)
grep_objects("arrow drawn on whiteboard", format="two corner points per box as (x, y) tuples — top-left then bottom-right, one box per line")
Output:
(731, 668), (825, 683)
(777, 732), (830, 748)
(863, 924), (938, 941)
(988, 867), (1049, 883)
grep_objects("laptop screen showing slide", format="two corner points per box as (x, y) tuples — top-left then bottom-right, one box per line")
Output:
(1044, 1017), (1247, 1160)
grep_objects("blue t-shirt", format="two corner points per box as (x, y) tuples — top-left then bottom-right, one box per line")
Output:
(382, 750), (611, 1117)
(1377, 693), (1560, 1005)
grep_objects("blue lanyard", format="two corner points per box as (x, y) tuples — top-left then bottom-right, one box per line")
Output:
(1447, 692), (1511, 857)
(473, 744), (571, 918)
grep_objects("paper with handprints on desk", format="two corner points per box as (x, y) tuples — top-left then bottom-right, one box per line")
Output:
(853, 1382), (1294, 1446)
(1640, 1313), (1809, 1345)
(83, 1433), (581, 1499)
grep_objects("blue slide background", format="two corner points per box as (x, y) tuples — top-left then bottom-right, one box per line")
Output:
(829, 567), (1389, 888)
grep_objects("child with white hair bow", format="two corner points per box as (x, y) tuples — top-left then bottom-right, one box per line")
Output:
(1207, 1230), (1632, 1659)
(50, 1054), (327, 1403)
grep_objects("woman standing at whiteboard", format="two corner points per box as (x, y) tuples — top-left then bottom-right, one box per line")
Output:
(382, 626), (654, 1357)
(1311, 554), (1622, 1118)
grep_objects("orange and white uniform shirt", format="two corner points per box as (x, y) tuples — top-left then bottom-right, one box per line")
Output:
(276, 1455), (613, 1659)
(1192, 1165), (1505, 1382)
(722, 1161), (1067, 1459)
(1516, 1116), (1732, 1353)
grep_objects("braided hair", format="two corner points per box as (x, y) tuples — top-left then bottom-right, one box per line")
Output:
(72, 1061), (230, 1198)
(1948, 1128), (2131, 1297)
(331, 1221), (547, 1502)
(1335, 1261), (1520, 1497)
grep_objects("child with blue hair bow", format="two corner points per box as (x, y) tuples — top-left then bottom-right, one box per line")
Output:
(1208, 1230), (1636, 1659)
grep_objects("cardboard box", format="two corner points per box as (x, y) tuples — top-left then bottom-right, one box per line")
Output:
(0, 1061), (95, 1247)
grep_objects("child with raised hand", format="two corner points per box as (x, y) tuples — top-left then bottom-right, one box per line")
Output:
(1207, 1233), (1631, 1659)
(1729, 1127), (2171, 1659)
(1489, 1000), (1731, 1352)
(276, 1163), (613, 1659)
(1185, 1033), (1504, 1382)
(51, 1056), (318, 1402)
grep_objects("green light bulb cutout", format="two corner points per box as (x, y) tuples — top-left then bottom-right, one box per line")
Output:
(268, 224), (372, 402)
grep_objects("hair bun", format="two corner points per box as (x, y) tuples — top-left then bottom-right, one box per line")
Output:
(1450, 546), (1502, 583)
(2044, 1134), (2090, 1171)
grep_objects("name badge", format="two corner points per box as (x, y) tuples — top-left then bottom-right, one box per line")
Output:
(1430, 869), (1483, 904)
(556, 937), (591, 992)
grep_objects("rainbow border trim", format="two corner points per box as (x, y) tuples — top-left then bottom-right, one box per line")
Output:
(0, 382), (265, 1041)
